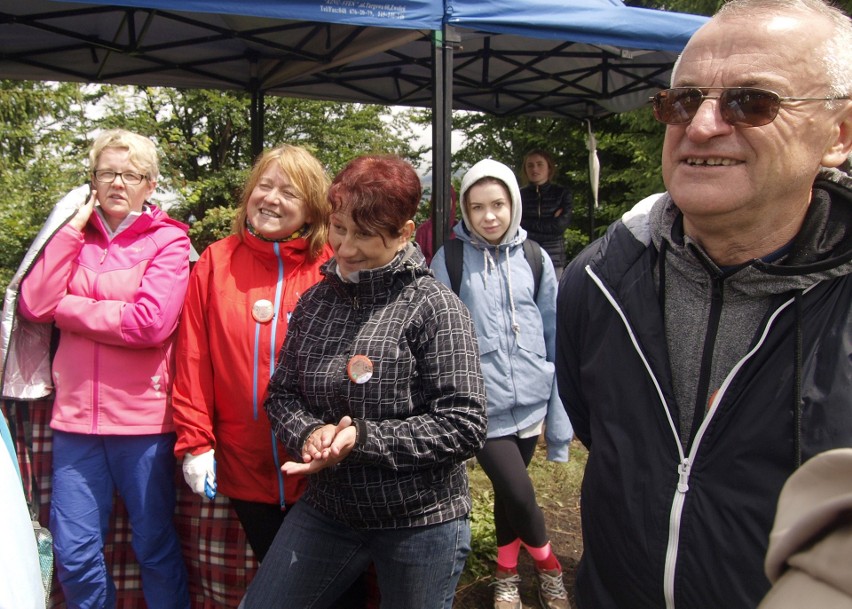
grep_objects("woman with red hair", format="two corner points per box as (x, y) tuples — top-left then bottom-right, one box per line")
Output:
(241, 155), (487, 609)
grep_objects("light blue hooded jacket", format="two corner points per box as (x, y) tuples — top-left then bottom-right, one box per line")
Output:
(432, 159), (573, 462)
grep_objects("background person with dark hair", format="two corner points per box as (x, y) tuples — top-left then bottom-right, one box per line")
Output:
(519, 150), (573, 277)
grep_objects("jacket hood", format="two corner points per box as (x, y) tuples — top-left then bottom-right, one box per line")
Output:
(647, 167), (852, 298)
(459, 159), (523, 247)
(452, 161), (530, 344)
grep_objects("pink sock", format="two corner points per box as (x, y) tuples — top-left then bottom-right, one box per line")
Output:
(525, 542), (561, 571)
(496, 538), (522, 571)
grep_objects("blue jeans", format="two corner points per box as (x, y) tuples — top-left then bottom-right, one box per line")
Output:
(50, 431), (189, 609)
(240, 501), (471, 609)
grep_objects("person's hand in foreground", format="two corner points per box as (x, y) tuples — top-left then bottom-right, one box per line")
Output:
(283, 416), (356, 475)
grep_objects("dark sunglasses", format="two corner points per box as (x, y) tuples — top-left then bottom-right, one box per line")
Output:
(650, 87), (850, 128)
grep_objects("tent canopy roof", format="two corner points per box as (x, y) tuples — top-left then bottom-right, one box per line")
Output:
(0, 0), (707, 119)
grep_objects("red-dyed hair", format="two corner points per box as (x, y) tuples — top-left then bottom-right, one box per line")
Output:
(328, 155), (421, 242)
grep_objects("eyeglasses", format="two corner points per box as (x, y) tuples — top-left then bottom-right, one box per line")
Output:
(92, 170), (148, 185)
(650, 87), (850, 128)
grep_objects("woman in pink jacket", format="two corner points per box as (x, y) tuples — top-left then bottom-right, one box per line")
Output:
(18, 129), (191, 609)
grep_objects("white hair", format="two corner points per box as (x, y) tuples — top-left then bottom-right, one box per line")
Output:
(720, 0), (852, 99)
(674, 0), (852, 104)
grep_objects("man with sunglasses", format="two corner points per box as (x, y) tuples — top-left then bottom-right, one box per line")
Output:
(555, 1), (852, 608)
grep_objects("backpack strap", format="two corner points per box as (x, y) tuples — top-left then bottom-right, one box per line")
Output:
(522, 239), (543, 301)
(444, 238), (464, 296)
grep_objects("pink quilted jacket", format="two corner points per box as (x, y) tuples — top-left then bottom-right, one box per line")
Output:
(18, 204), (190, 435)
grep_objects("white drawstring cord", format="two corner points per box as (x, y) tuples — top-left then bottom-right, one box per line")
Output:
(473, 238), (521, 337)
(503, 246), (521, 337)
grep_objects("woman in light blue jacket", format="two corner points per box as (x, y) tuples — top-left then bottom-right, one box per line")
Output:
(431, 159), (573, 609)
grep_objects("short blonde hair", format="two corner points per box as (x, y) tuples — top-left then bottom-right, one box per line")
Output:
(233, 144), (331, 260)
(88, 129), (159, 180)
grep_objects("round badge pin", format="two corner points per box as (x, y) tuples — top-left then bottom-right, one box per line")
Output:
(251, 299), (274, 323)
(347, 354), (373, 384)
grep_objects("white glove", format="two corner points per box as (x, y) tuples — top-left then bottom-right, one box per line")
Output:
(182, 449), (216, 498)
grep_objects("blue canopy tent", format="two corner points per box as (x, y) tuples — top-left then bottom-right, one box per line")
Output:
(0, 0), (707, 247)
(437, 0), (706, 240)
(449, 0), (703, 49)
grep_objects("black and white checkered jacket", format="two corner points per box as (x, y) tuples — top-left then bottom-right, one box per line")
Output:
(265, 242), (487, 529)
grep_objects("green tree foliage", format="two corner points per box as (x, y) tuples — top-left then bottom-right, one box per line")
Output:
(0, 81), (97, 289)
(91, 87), (425, 251)
(625, 0), (720, 16)
(0, 83), (425, 285)
(0, 80), (96, 168)
(188, 205), (238, 255)
(416, 105), (670, 260)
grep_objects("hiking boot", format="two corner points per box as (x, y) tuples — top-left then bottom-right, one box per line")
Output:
(491, 570), (522, 609)
(536, 568), (569, 609)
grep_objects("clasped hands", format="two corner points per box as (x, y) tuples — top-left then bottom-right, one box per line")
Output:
(281, 415), (357, 476)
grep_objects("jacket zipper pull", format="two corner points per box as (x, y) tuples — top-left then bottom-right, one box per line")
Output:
(100, 248), (108, 264)
(677, 458), (691, 493)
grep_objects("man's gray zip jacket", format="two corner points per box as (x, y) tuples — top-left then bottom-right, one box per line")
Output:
(555, 168), (852, 609)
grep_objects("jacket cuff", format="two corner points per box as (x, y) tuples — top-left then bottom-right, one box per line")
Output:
(547, 443), (570, 463)
(352, 418), (368, 448)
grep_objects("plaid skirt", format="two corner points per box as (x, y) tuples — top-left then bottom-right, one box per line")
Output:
(9, 398), (257, 609)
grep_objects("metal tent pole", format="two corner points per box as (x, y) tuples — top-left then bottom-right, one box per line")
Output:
(431, 25), (458, 254)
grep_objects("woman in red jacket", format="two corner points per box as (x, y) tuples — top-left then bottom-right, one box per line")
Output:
(172, 144), (333, 606)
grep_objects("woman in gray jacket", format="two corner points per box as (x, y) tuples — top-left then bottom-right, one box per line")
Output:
(432, 159), (573, 609)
